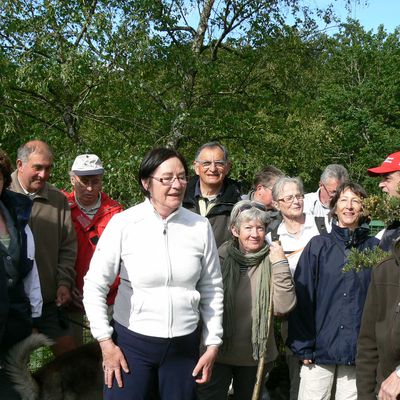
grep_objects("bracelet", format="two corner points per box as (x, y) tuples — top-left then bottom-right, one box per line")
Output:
(98, 337), (111, 343)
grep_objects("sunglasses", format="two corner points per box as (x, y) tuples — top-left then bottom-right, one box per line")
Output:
(238, 202), (267, 213)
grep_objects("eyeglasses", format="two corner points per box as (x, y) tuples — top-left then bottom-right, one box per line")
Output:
(75, 177), (102, 188)
(196, 160), (227, 169)
(238, 202), (267, 213)
(150, 176), (188, 186)
(321, 182), (337, 197)
(278, 194), (304, 204)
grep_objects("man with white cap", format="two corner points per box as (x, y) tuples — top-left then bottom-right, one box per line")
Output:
(65, 154), (123, 344)
(367, 151), (400, 252)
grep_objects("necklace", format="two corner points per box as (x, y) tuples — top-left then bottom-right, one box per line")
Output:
(287, 230), (299, 235)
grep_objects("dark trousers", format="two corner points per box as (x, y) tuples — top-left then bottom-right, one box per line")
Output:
(105, 321), (200, 400)
(197, 362), (258, 400)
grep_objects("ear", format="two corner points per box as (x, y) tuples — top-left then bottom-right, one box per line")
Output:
(141, 178), (150, 192)
(16, 159), (23, 172)
(231, 225), (240, 238)
(272, 200), (280, 211)
(194, 161), (200, 176)
(255, 184), (263, 193)
(225, 160), (232, 174)
(70, 175), (76, 186)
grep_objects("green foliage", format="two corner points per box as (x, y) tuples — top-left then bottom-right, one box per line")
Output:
(343, 247), (391, 273)
(364, 194), (400, 225)
(0, 1), (398, 204)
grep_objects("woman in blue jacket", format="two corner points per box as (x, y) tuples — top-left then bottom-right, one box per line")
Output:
(287, 181), (379, 400)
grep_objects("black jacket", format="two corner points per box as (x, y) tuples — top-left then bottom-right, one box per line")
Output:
(182, 176), (241, 248)
(380, 220), (400, 252)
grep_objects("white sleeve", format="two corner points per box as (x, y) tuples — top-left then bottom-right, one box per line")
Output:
(23, 225), (43, 318)
(197, 221), (223, 347)
(376, 228), (385, 240)
(83, 214), (122, 340)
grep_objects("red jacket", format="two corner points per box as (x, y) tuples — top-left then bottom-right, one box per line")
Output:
(64, 191), (123, 305)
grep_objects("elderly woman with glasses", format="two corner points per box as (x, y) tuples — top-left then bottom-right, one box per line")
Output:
(198, 199), (296, 400)
(83, 148), (223, 400)
(266, 176), (330, 400)
(287, 181), (379, 400)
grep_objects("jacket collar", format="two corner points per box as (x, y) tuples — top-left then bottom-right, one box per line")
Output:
(184, 175), (241, 205)
(331, 219), (370, 248)
(11, 170), (49, 200)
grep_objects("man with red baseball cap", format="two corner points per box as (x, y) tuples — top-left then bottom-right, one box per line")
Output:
(367, 151), (400, 251)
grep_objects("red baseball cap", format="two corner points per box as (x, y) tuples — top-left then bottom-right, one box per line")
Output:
(368, 151), (400, 176)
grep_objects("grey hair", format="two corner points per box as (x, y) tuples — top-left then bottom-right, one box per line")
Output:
(195, 142), (229, 161)
(17, 141), (54, 164)
(229, 199), (269, 233)
(272, 176), (304, 202)
(320, 164), (349, 185)
(252, 165), (285, 189)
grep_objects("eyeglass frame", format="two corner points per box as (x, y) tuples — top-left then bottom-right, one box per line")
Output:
(321, 182), (337, 197)
(73, 175), (103, 188)
(277, 194), (305, 204)
(195, 159), (228, 169)
(150, 175), (189, 186)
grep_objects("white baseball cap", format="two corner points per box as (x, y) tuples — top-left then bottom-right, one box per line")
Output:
(71, 154), (104, 176)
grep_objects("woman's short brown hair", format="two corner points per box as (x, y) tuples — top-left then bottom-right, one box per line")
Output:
(0, 149), (13, 190)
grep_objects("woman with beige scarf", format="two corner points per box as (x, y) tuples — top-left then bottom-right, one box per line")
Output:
(197, 199), (296, 400)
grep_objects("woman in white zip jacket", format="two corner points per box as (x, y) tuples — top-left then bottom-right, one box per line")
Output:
(83, 147), (223, 400)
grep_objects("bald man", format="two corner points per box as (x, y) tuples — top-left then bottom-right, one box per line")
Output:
(10, 140), (77, 356)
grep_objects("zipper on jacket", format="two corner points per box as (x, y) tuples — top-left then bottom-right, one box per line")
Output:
(163, 221), (173, 337)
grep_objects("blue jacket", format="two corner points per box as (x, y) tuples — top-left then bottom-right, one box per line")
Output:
(287, 222), (379, 366)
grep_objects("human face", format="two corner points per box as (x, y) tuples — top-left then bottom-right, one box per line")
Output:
(17, 152), (53, 193)
(319, 178), (339, 206)
(254, 183), (275, 209)
(143, 157), (187, 219)
(274, 182), (304, 220)
(194, 147), (231, 190)
(379, 171), (400, 198)
(71, 174), (103, 207)
(335, 188), (363, 230)
(232, 219), (266, 254)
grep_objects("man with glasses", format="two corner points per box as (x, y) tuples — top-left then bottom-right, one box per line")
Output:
(64, 154), (123, 345)
(10, 140), (77, 356)
(303, 164), (349, 217)
(367, 151), (400, 252)
(183, 142), (241, 247)
(245, 165), (285, 233)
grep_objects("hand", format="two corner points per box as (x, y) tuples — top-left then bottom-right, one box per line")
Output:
(378, 371), (400, 400)
(268, 241), (287, 264)
(70, 287), (84, 309)
(100, 339), (130, 388)
(302, 359), (313, 365)
(192, 345), (219, 384)
(56, 285), (71, 306)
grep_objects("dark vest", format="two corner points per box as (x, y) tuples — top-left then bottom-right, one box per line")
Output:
(0, 190), (34, 349)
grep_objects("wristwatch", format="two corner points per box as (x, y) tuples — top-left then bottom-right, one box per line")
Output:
(395, 365), (400, 378)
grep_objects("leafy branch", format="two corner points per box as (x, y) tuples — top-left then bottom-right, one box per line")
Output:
(343, 247), (391, 273)
(363, 193), (400, 225)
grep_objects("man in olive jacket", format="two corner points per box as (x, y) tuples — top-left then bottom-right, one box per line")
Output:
(10, 140), (77, 356)
(356, 237), (400, 399)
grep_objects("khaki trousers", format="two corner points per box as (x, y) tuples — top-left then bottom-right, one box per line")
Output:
(298, 364), (356, 400)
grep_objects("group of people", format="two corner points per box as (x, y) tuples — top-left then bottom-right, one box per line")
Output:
(1, 139), (400, 400)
